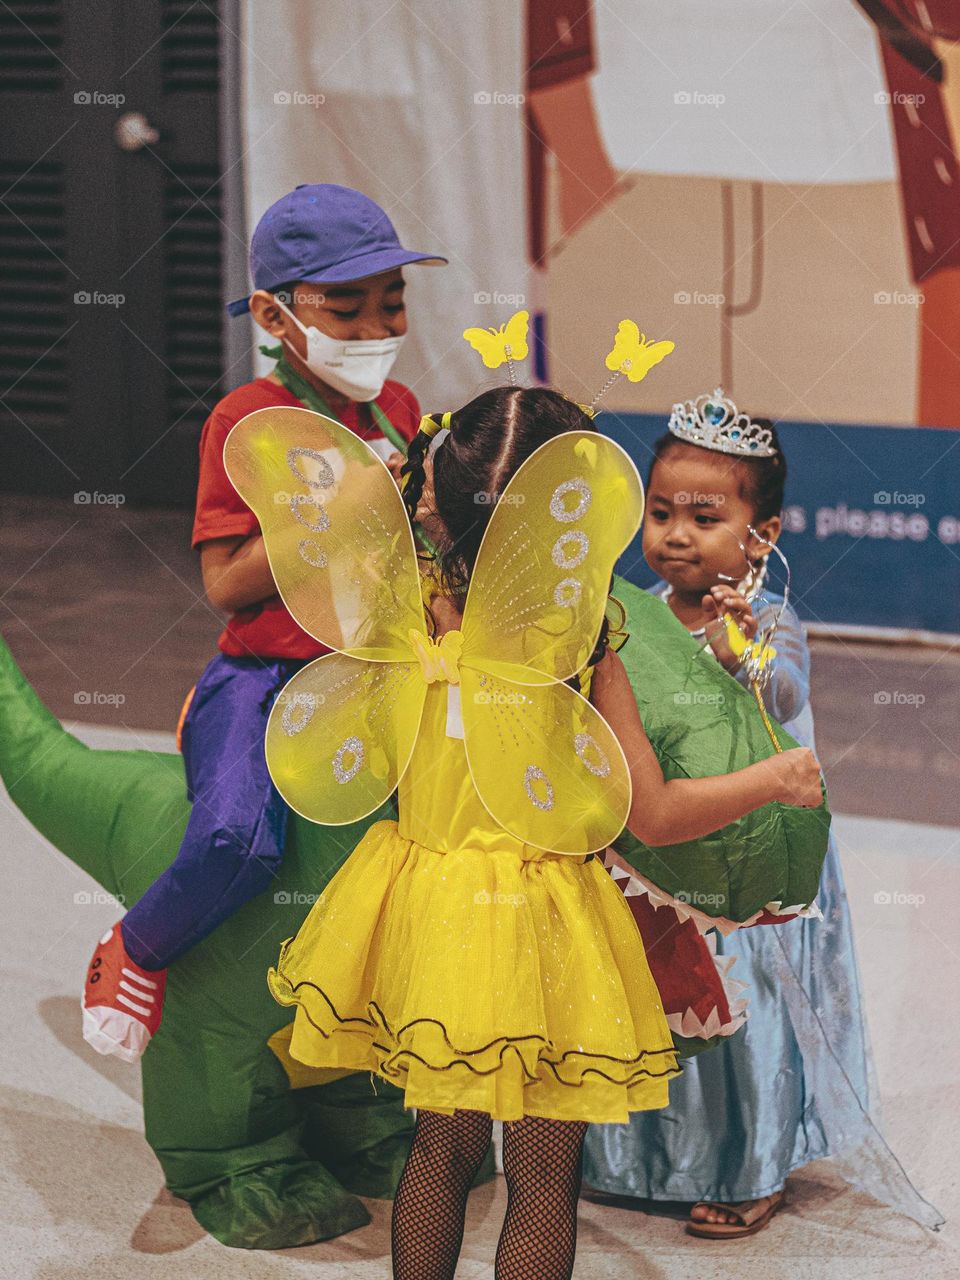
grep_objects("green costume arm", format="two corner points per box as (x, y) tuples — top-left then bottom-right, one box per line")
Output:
(610, 576), (830, 922)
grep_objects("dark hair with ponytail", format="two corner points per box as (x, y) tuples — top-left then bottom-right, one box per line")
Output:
(399, 386), (614, 683)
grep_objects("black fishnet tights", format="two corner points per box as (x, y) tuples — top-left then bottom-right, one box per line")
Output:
(496, 1116), (587, 1280)
(391, 1109), (587, 1280)
(392, 1108), (492, 1280)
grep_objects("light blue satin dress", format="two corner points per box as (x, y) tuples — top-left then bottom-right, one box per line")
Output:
(583, 589), (872, 1203)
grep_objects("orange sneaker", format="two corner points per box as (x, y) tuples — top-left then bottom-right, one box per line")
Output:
(82, 923), (167, 1063)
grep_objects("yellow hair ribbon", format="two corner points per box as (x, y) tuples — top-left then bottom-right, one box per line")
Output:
(418, 411), (453, 440)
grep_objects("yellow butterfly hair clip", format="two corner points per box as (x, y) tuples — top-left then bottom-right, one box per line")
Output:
(462, 309), (529, 383)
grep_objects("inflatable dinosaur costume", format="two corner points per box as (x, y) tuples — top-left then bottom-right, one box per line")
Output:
(0, 577), (829, 1249)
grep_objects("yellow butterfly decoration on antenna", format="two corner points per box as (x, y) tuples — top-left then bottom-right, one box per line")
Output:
(462, 309), (529, 369)
(723, 614), (777, 673)
(605, 320), (675, 383)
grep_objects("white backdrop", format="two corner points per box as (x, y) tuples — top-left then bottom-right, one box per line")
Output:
(240, 0), (528, 410)
(592, 0), (896, 182)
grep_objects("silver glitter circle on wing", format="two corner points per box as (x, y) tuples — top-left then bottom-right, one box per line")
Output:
(290, 494), (330, 532)
(574, 732), (611, 777)
(298, 538), (328, 568)
(281, 691), (317, 737)
(551, 530), (589, 570)
(287, 447), (335, 490)
(550, 477), (592, 523)
(524, 764), (555, 811)
(553, 577), (582, 608)
(333, 736), (364, 785)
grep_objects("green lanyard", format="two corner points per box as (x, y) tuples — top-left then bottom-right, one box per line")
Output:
(260, 344), (436, 557)
(260, 345), (410, 454)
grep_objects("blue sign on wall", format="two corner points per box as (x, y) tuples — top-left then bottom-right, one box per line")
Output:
(603, 413), (960, 636)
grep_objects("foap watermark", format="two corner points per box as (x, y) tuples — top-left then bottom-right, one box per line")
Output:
(74, 490), (126, 506)
(74, 889), (126, 906)
(273, 90), (326, 108)
(674, 290), (725, 307)
(273, 889), (321, 905)
(674, 90), (725, 107)
(874, 290), (924, 306)
(474, 489), (525, 507)
(74, 90), (125, 106)
(74, 690), (126, 707)
(273, 288), (327, 307)
(674, 889), (727, 909)
(873, 690), (926, 707)
(873, 490), (925, 507)
(874, 91), (925, 107)
(474, 689), (530, 707)
(74, 291), (125, 308)
(675, 489), (725, 506)
(873, 890), (925, 908)
(474, 889), (527, 907)
(673, 690), (725, 707)
(474, 90), (525, 106)
(474, 291), (526, 306)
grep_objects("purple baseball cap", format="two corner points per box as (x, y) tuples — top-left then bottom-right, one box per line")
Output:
(226, 183), (447, 316)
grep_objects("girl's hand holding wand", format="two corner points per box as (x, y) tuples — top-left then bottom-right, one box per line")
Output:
(702, 584), (757, 672)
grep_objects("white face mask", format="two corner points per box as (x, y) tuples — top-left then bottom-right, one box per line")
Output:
(276, 299), (404, 402)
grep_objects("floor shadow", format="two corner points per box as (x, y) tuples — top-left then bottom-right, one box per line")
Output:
(38, 995), (143, 1105)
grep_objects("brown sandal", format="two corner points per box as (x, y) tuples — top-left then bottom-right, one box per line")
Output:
(686, 1187), (786, 1239)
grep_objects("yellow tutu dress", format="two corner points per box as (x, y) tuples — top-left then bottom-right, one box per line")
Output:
(224, 403), (682, 1123)
(267, 678), (681, 1122)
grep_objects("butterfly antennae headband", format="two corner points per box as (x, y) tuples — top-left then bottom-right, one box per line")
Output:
(461, 310), (676, 409)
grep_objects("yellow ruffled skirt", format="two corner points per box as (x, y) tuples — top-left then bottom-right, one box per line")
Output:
(268, 820), (681, 1122)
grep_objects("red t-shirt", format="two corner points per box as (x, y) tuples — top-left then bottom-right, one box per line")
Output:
(192, 376), (422, 659)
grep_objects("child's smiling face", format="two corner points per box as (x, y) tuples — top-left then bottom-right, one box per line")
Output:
(642, 442), (781, 600)
(284, 268), (408, 343)
(250, 267), (408, 353)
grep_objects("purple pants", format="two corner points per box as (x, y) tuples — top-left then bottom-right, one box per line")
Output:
(120, 653), (308, 969)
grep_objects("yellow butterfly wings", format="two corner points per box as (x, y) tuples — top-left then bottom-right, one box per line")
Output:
(224, 407), (644, 854)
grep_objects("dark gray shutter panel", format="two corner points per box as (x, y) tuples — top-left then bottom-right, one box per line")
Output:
(0, 1), (66, 91)
(0, 160), (69, 428)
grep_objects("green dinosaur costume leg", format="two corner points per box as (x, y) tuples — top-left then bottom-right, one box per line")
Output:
(0, 635), (424, 1249)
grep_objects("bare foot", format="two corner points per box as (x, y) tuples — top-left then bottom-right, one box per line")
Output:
(690, 1201), (744, 1225)
(687, 1188), (786, 1236)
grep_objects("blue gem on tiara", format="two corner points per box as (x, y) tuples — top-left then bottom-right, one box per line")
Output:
(667, 387), (777, 458)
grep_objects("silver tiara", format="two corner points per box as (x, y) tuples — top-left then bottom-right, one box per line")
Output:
(668, 388), (777, 458)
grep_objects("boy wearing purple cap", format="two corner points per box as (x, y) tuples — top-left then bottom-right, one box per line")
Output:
(82, 185), (446, 1061)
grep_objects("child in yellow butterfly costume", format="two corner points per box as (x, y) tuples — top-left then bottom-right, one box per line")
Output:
(223, 386), (823, 1280)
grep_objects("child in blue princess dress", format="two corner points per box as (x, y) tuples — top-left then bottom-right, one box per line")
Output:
(583, 389), (938, 1238)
